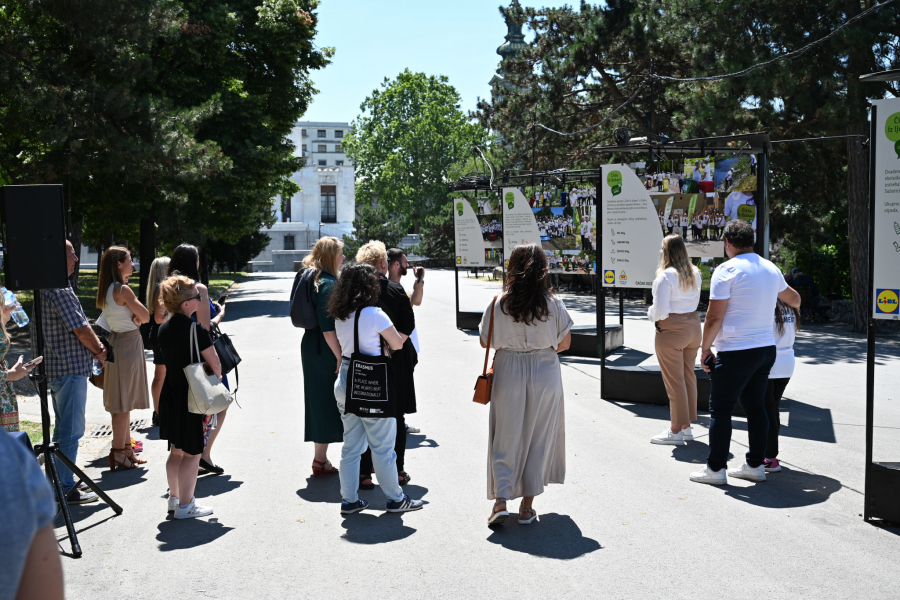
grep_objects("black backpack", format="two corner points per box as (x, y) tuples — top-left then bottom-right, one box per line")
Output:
(289, 268), (319, 329)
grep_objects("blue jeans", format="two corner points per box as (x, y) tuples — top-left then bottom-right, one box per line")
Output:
(334, 359), (403, 503)
(706, 346), (776, 471)
(50, 374), (89, 492)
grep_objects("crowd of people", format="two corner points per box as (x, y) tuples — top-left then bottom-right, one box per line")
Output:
(647, 220), (802, 483)
(658, 209), (727, 241)
(537, 214), (574, 239)
(480, 219), (502, 241)
(529, 185), (596, 209)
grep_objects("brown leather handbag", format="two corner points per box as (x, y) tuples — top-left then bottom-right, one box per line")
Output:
(473, 296), (497, 405)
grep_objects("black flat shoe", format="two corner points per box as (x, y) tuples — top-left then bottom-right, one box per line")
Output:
(359, 474), (375, 490)
(199, 458), (224, 475)
(398, 471), (411, 486)
(152, 411), (160, 427)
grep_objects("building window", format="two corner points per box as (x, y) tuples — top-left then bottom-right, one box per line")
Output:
(317, 129), (326, 138)
(336, 160), (344, 166)
(302, 144), (307, 151)
(301, 129), (307, 136)
(318, 144), (326, 152)
(318, 159), (327, 166)
(335, 130), (344, 139)
(284, 235), (295, 250)
(321, 185), (337, 223)
(335, 144), (342, 153)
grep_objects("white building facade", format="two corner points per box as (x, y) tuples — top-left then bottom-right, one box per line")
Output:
(251, 121), (356, 272)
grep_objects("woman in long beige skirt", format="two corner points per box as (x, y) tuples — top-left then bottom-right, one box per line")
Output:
(479, 244), (573, 527)
(648, 235), (702, 446)
(97, 247), (151, 470)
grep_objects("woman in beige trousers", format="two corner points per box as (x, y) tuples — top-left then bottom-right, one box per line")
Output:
(648, 235), (702, 446)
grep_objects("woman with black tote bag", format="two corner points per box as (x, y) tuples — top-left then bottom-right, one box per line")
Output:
(328, 264), (425, 516)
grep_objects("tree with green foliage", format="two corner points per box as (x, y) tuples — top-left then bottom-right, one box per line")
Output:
(344, 70), (485, 234)
(342, 201), (405, 259)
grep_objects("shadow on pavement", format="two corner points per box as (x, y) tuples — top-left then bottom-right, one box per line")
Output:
(406, 433), (438, 449)
(340, 511), (417, 544)
(603, 347), (653, 367)
(86, 466), (149, 492)
(670, 441), (734, 465)
(221, 299), (288, 322)
(156, 518), (234, 551)
(717, 467), (843, 508)
(196, 474), (243, 498)
(296, 475), (341, 503)
(486, 513), (602, 559)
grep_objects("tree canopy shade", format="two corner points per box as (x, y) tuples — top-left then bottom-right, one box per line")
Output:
(476, 0), (900, 330)
(343, 70), (486, 233)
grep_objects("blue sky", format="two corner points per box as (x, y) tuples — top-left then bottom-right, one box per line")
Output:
(301, 0), (543, 124)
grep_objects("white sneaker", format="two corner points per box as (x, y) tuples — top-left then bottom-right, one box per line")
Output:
(167, 495), (179, 514)
(650, 429), (685, 446)
(690, 465), (727, 485)
(406, 424), (421, 434)
(727, 463), (767, 482)
(681, 427), (694, 441)
(174, 500), (214, 520)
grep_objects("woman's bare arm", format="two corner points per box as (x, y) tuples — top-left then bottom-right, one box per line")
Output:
(15, 525), (64, 600)
(200, 345), (222, 379)
(196, 284), (211, 329)
(379, 325), (404, 351)
(116, 284), (150, 324)
(557, 331), (572, 353)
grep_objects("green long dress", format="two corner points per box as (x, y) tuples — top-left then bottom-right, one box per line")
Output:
(301, 272), (344, 443)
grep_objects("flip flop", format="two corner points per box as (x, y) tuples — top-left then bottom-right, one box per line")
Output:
(488, 509), (509, 527)
(518, 509), (537, 525)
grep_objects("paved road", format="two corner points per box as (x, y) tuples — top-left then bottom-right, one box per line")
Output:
(56, 270), (900, 599)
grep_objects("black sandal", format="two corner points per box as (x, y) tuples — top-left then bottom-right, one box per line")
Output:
(359, 474), (375, 490)
(398, 471), (411, 486)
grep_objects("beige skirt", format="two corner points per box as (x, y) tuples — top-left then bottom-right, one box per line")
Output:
(103, 329), (150, 413)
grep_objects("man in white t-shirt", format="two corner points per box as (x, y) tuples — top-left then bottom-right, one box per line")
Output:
(690, 220), (800, 486)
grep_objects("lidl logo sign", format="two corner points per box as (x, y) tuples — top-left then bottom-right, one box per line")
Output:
(603, 270), (615, 284)
(875, 289), (900, 314)
(456, 256), (462, 265)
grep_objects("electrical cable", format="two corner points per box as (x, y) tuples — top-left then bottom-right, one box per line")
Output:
(529, 79), (649, 137)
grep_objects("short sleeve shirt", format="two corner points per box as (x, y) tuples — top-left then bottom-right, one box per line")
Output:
(334, 307), (394, 356)
(377, 277), (414, 336)
(709, 253), (788, 352)
(39, 285), (92, 381)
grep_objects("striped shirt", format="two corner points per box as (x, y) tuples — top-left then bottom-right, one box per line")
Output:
(38, 286), (92, 381)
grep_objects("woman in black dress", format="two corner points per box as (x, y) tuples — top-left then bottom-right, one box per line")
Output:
(157, 274), (222, 520)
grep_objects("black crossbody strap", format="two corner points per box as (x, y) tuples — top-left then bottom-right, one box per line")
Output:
(353, 307), (362, 355)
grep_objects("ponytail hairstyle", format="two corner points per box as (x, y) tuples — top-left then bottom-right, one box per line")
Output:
(96, 246), (130, 308)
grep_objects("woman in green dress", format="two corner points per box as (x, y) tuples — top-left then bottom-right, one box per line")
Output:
(300, 236), (346, 476)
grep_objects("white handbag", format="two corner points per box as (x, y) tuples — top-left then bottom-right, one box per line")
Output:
(185, 322), (234, 415)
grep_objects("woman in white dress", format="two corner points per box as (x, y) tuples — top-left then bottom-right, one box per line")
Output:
(480, 244), (573, 527)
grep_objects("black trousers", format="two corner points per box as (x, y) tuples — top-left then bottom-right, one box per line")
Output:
(764, 378), (790, 459)
(360, 413), (406, 475)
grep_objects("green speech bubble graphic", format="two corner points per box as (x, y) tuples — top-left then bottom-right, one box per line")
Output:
(607, 170), (623, 188)
(456, 201), (463, 216)
(505, 191), (515, 209)
(895, 139), (900, 160)
(886, 113), (900, 143)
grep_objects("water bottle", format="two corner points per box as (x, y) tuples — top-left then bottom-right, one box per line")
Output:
(1, 287), (15, 306)
(1, 287), (29, 327)
(92, 358), (103, 376)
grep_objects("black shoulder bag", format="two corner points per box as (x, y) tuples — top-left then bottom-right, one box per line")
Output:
(344, 309), (396, 419)
(210, 322), (241, 395)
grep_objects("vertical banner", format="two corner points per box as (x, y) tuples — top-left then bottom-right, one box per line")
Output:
(501, 187), (543, 269)
(453, 197), (486, 267)
(872, 98), (900, 320)
(601, 164), (663, 288)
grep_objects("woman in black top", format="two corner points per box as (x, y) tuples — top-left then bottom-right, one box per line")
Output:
(157, 274), (222, 520)
(146, 256), (170, 426)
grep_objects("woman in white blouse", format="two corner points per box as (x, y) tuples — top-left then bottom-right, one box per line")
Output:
(648, 235), (702, 445)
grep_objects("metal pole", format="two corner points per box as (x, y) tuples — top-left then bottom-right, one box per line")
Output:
(756, 148), (770, 258)
(619, 288), (624, 325)
(648, 59), (655, 175)
(864, 105), (877, 522)
(599, 166), (606, 397)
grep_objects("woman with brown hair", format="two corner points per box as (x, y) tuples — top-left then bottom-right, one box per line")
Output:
(96, 246), (151, 470)
(647, 234), (702, 446)
(300, 236), (345, 477)
(479, 243), (573, 527)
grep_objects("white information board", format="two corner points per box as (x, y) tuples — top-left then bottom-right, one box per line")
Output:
(873, 98), (900, 320)
(501, 187), (542, 269)
(601, 164), (663, 288)
(453, 197), (486, 267)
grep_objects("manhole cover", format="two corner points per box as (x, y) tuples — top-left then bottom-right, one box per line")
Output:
(88, 419), (147, 438)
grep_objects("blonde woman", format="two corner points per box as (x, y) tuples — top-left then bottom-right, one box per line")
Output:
(648, 235), (702, 446)
(0, 293), (40, 431)
(96, 247), (151, 470)
(300, 236), (345, 476)
(146, 256), (170, 426)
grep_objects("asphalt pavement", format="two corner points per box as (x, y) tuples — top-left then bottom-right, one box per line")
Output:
(48, 270), (900, 599)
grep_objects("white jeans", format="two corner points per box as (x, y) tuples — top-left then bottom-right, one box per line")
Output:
(334, 359), (403, 503)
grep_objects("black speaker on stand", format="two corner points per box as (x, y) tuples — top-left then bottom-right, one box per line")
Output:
(0, 185), (121, 559)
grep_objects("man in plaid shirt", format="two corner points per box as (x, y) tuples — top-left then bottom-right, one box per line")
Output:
(39, 241), (107, 504)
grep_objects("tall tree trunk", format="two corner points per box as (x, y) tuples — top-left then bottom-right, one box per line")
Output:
(847, 121), (869, 333)
(138, 198), (156, 305)
(69, 216), (83, 290)
(199, 245), (210, 286)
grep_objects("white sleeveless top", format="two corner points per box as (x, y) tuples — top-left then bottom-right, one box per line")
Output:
(103, 284), (138, 332)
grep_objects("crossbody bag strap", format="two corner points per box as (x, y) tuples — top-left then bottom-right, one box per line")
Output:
(482, 296), (497, 376)
(353, 308), (362, 355)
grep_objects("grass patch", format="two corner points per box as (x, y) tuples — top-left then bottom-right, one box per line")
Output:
(19, 419), (45, 446)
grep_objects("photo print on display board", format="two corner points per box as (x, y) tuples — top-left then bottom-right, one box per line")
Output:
(453, 196), (487, 267)
(523, 182), (597, 273)
(683, 157), (716, 194)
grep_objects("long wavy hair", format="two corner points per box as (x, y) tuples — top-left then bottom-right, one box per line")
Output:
(146, 256), (171, 310)
(328, 263), (381, 322)
(302, 236), (343, 288)
(168, 244), (200, 281)
(500, 244), (553, 325)
(96, 246), (130, 308)
(775, 299), (801, 336)
(657, 235), (697, 291)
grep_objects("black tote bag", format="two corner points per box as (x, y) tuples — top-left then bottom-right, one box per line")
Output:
(344, 309), (396, 419)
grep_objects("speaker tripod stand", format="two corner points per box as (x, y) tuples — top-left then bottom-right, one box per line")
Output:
(30, 290), (122, 558)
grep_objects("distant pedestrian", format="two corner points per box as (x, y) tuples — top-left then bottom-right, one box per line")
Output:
(146, 256), (170, 427)
(750, 154), (757, 176)
(96, 246), (150, 471)
(299, 236), (345, 477)
(480, 244), (573, 527)
(648, 235), (702, 446)
(157, 274), (222, 519)
(691, 221), (800, 486)
(329, 263), (424, 515)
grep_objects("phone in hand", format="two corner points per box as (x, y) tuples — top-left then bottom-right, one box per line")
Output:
(23, 356), (43, 368)
(219, 294), (228, 305)
(414, 266), (424, 282)
(703, 353), (716, 370)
